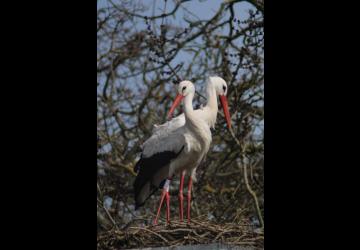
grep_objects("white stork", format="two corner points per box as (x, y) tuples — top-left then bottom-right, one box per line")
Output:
(134, 77), (231, 225)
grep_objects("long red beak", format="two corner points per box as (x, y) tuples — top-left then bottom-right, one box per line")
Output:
(219, 95), (231, 129)
(167, 94), (184, 119)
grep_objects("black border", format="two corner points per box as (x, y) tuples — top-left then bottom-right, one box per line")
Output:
(3, 1), (96, 248)
(3, 0), (357, 249)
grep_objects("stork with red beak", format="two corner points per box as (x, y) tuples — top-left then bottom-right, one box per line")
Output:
(133, 77), (231, 225)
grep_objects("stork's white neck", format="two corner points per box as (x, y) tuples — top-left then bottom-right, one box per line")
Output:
(183, 90), (212, 164)
(184, 92), (206, 133)
(183, 91), (195, 118)
(203, 80), (218, 129)
(205, 81), (218, 110)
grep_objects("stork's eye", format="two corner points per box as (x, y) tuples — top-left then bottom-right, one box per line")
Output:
(223, 85), (226, 91)
(182, 86), (187, 91)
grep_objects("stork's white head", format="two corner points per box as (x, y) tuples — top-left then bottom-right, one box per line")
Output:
(177, 80), (195, 97)
(209, 76), (228, 96)
(209, 76), (231, 129)
(167, 80), (195, 119)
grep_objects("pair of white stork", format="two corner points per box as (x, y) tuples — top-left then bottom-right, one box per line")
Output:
(134, 76), (231, 225)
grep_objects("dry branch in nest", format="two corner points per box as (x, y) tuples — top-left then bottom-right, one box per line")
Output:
(97, 219), (264, 250)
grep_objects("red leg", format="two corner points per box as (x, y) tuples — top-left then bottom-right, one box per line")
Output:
(187, 176), (193, 223)
(166, 191), (170, 224)
(153, 178), (171, 225)
(178, 171), (185, 222)
(153, 189), (166, 225)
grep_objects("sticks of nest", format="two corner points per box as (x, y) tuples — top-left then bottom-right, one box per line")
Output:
(97, 219), (264, 250)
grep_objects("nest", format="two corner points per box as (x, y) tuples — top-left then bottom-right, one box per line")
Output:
(97, 218), (264, 250)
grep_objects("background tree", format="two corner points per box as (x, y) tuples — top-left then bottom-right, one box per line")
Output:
(97, 0), (264, 236)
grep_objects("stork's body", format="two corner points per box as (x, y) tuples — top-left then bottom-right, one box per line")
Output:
(134, 77), (231, 225)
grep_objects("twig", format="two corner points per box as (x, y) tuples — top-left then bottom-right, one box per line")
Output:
(242, 161), (264, 229)
(228, 126), (264, 229)
(98, 199), (118, 229)
(129, 226), (169, 243)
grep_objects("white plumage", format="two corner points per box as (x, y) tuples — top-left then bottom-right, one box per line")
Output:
(141, 125), (186, 159)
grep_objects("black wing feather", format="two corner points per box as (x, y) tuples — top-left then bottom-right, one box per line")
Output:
(133, 146), (184, 209)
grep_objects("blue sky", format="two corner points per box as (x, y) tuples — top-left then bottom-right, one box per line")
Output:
(97, 0), (258, 92)
(98, 0), (255, 75)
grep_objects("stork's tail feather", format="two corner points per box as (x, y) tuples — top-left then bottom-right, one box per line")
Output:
(134, 183), (158, 210)
(133, 165), (168, 209)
